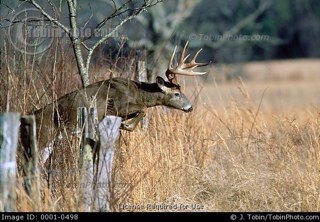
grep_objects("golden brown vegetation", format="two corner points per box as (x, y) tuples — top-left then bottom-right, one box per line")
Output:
(1, 44), (320, 212)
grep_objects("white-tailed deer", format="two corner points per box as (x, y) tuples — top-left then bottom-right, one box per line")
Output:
(34, 42), (209, 149)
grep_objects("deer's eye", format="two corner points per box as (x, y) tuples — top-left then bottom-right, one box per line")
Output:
(174, 92), (180, 97)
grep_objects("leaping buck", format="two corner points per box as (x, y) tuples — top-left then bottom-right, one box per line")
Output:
(34, 42), (209, 149)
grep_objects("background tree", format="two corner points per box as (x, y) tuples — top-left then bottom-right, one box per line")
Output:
(123, 0), (271, 80)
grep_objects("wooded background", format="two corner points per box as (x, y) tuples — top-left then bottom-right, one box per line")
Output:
(1, 0), (320, 64)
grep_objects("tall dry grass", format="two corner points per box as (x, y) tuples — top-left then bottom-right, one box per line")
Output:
(13, 103), (320, 211)
(110, 102), (320, 211)
(1, 40), (320, 212)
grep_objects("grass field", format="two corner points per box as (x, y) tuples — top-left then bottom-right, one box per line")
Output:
(2, 51), (320, 211)
(111, 74), (320, 212)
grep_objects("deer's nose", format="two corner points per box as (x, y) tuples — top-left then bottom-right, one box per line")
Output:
(184, 106), (193, 112)
(187, 106), (193, 112)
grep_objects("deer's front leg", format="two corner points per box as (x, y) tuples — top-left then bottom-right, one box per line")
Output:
(120, 109), (146, 131)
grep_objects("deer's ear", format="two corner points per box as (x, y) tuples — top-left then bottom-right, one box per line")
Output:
(156, 76), (169, 92)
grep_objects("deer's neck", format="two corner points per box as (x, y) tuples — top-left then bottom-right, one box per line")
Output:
(137, 82), (165, 108)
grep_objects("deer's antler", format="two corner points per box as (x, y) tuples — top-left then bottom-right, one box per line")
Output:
(166, 41), (209, 85)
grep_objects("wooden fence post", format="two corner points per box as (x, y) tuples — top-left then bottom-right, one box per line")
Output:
(0, 113), (20, 212)
(94, 116), (121, 212)
(77, 103), (99, 212)
(20, 115), (41, 206)
(77, 107), (93, 212)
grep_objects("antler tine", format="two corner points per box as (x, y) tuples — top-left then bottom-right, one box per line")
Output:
(166, 45), (179, 85)
(183, 48), (209, 69)
(168, 45), (177, 69)
(179, 41), (189, 66)
(191, 48), (209, 66)
(177, 69), (207, 76)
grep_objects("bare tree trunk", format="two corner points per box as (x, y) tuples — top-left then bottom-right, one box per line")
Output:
(67, 0), (90, 87)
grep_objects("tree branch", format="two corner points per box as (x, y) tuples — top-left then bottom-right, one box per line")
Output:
(81, 2), (93, 30)
(82, 0), (134, 42)
(85, 0), (162, 75)
(29, 0), (70, 35)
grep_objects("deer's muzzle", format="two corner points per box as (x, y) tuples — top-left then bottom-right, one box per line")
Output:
(183, 105), (193, 112)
